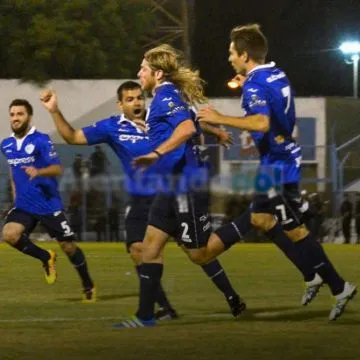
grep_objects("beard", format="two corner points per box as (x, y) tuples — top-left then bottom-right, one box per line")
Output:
(11, 120), (30, 136)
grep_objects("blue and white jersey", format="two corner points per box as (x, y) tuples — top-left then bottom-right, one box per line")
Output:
(1, 127), (63, 215)
(82, 114), (158, 196)
(146, 82), (208, 193)
(242, 62), (301, 184)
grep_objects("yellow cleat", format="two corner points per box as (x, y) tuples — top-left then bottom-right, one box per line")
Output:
(82, 286), (97, 303)
(43, 250), (57, 285)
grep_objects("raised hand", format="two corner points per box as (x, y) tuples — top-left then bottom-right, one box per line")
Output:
(40, 89), (58, 113)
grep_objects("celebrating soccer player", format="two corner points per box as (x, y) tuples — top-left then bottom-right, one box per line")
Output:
(40, 81), (242, 322)
(1, 99), (95, 302)
(197, 24), (356, 321)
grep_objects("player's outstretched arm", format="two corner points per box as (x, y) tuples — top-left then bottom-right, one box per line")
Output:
(133, 119), (196, 168)
(200, 122), (233, 148)
(40, 89), (88, 145)
(9, 168), (16, 201)
(22, 165), (63, 180)
(198, 106), (270, 133)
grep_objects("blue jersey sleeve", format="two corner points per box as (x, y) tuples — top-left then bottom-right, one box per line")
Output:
(82, 119), (110, 145)
(158, 93), (192, 128)
(39, 135), (61, 165)
(242, 84), (271, 117)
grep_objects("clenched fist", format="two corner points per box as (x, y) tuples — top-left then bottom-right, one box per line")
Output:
(40, 89), (58, 113)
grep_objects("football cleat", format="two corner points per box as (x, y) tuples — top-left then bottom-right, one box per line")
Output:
(43, 250), (57, 285)
(302, 273), (324, 306)
(82, 286), (97, 303)
(155, 307), (179, 321)
(226, 294), (246, 317)
(329, 282), (357, 321)
(113, 316), (156, 329)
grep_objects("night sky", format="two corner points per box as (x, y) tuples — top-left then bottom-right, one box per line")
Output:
(192, 0), (360, 97)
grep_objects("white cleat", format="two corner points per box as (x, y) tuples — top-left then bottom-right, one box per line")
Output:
(301, 273), (324, 306)
(329, 282), (357, 321)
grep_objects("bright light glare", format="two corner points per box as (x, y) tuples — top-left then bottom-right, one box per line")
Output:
(339, 41), (360, 55)
(227, 80), (239, 89)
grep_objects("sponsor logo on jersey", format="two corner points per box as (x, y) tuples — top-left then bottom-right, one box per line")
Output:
(249, 94), (267, 108)
(7, 156), (35, 166)
(166, 105), (186, 115)
(119, 134), (148, 143)
(266, 72), (286, 83)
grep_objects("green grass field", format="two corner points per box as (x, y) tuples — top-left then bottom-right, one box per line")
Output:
(0, 242), (359, 360)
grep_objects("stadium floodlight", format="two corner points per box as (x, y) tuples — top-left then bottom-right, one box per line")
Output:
(227, 80), (240, 89)
(339, 41), (360, 99)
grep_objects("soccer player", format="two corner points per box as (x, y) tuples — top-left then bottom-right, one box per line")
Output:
(110, 45), (248, 328)
(40, 81), (242, 321)
(1, 99), (95, 302)
(197, 24), (357, 321)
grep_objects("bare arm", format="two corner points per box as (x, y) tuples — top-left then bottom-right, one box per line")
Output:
(198, 106), (270, 133)
(22, 164), (63, 180)
(9, 168), (15, 201)
(200, 122), (233, 147)
(132, 119), (196, 167)
(155, 119), (196, 155)
(40, 89), (88, 145)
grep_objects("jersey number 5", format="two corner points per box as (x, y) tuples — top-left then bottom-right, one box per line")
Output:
(281, 86), (291, 114)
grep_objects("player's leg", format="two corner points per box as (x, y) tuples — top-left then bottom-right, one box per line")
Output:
(175, 191), (246, 317)
(280, 184), (356, 319)
(2, 208), (56, 283)
(41, 211), (95, 301)
(114, 193), (175, 328)
(125, 196), (177, 320)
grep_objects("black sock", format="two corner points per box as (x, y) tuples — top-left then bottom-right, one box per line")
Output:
(201, 259), (237, 298)
(266, 223), (315, 282)
(295, 234), (345, 295)
(67, 247), (94, 289)
(136, 265), (173, 310)
(13, 233), (50, 263)
(136, 263), (163, 321)
(219, 209), (252, 249)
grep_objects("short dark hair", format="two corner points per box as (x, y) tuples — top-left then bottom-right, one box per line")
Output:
(230, 24), (268, 63)
(9, 99), (33, 116)
(116, 81), (142, 101)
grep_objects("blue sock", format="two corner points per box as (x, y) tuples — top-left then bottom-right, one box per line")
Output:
(201, 259), (237, 298)
(136, 263), (163, 321)
(13, 233), (50, 263)
(68, 247), (94, 289)
(266, 223), (315, 282)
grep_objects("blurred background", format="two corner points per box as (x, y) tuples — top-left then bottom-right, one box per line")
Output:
(1, 0), (360, 243)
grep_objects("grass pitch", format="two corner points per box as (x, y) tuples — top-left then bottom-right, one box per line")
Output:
(0, 242), (359, 360)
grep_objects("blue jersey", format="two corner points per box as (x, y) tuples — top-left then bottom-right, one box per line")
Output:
(242, 62), (301, 184)
(1, 127), (63, 215)
(82, 114), (158, 196)
(146, 82), (207, 193)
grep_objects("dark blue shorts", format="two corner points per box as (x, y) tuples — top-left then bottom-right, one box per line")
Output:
(148, 191), (212, 249)
(124, 195), (155, 249)
(5, 208), (77, 241)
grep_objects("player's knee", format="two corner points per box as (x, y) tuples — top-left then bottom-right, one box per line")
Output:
(187, 247), (211, 266)
(251, 212), (277, 232)
(2, 225), (22, 245)
(59, 241), (77, 255)
(129, 242), (143, 265)
(141, 227), (166, 262)
(285, 225), (309, 242)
